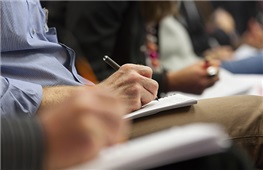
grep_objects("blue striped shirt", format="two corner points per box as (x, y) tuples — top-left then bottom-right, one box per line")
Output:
(1, 0), (93, 116)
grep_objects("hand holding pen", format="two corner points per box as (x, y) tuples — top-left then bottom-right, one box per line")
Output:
(99, 55), (159, 112)
(203, 59), (220, 77)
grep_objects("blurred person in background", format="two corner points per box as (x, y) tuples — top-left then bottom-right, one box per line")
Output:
(179, 1), (263, 61)
(159, 2), (263, 74)
(43, 1), (220, 95)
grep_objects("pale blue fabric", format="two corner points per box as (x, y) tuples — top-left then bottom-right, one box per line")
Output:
(0, 0), (93, 116)
(221, 54), (263, 74)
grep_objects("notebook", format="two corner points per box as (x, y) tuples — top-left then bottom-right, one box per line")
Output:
(70, 123), (231, 170)
(124, 94), (197, 119)
(166, 69), (255, 99)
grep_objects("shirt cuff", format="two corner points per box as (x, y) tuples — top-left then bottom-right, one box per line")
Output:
(153, 70), (168, 95)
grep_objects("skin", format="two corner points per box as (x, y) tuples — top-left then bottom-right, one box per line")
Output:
(36, 64), (158, 169)
(38, 86), (129, 170)
(166, 60), (220, 94)
(36, 62), (219, 168)
(38, 64), (158, 115)
(98, 64), (159, 111)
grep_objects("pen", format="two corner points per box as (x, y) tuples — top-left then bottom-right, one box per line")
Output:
(203, 59), (218, 77)
(103, 55), (159, 101)
(103, 55), (120, 70)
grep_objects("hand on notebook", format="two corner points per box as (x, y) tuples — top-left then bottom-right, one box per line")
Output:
(98, 64), (159, 113)
(125, 94), (197, 119)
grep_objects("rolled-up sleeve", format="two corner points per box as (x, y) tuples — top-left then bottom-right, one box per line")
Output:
(0, 76), (42, 117)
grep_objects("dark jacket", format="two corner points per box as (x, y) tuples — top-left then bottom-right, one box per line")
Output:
(45, 1), (167, 94)
(1, 117), (44, 170)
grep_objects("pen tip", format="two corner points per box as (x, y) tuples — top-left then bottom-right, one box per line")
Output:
(103, 55), (108, 61)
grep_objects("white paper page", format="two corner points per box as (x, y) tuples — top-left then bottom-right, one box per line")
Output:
(234, 74), (263, 96)
(124, 94), (197, 119)
(201, 69), (254, 97)
(167, 69), (255, 99)
(70, 123), (231, 170)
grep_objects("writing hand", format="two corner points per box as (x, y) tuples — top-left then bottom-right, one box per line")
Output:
(98, 64), (159, 112)
(166, 61), (220, 94)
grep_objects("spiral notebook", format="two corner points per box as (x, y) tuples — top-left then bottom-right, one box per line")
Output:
(124, 94), (197, 119)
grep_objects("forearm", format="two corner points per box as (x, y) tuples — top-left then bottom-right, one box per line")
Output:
(165, 71), (184, 92)
(0, 77), (85, 116)
(37, 85), (83, 115)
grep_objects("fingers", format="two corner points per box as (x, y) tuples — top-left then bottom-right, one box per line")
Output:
(71, 88), (129, 144)
(41, 85), (131, 169)
(72, 86), (126, 117)
(101, 64), (159, 111)
(63, 113), (122, 167)
(121, 73), (158, 106)
(77, 114), (119, 148)
(74, 87), (129, 141)
(125, 72), (158, 108)
(199, 69), (219, 91)
(206, 59), (221, 67)
(122, 64), (158, 96)
(120, 64), (153, 78)
(204, 76), (219, 88)
(140, 77), (159, 105)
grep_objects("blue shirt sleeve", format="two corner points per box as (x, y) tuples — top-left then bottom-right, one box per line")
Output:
(0, 76), (42, 117)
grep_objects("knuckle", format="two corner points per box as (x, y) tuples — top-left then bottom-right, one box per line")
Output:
(141, 66), (153, 78)
(126, 71), (141, 83)
(144, 66), (153, 74)
(153, 80), (159, 90)
(147, 66), (153, 74)
(126, 84), (141, 95)
(121, 64), (133, 71)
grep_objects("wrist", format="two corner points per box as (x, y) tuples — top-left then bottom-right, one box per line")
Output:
(165, 71), (180, 92)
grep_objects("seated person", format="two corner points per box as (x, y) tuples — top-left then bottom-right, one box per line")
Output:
(1, 91), (255, 170)
(1, 0), (262, 169)
(43, 1), (219, 95)
(159, 15), (263, 74)
(179, 1), (261, 57)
